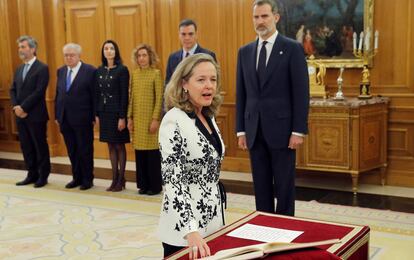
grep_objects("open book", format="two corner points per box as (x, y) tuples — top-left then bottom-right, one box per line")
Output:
(201, 238), (341, 260)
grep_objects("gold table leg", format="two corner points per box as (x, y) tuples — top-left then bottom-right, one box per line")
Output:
(380, 166), (387, 186)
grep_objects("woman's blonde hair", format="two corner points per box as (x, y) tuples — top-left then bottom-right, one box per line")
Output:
(164, 53), (223, 117)
(131, 43), (159, 68)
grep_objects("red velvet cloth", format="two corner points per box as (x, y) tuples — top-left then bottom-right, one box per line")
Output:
(171, 212), (369, 260)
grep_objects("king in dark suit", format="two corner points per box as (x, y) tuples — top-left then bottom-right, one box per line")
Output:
(10, 35), (51, 188)
(165, 19), (216, 85)
(55, 43), (96, 190)
(236, 0), (309, 216)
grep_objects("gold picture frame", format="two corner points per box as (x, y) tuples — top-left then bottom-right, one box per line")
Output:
(278, 0), (374, 68)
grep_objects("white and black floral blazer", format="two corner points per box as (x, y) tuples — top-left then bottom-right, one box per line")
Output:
(157, 107), (225, 246)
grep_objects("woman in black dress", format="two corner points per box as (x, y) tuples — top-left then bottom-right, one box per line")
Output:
(95, 40), (130, 192)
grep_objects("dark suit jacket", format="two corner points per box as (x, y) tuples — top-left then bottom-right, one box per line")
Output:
(236, 34), (310, 149)
(165, 44), (216, 84)
(55, 62), (96, 126)
(95, 64), (129, 118)
(9, 59), (50, 122)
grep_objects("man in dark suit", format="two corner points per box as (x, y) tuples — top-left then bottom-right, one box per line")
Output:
(165, 19), (216, 85)
(55, 43), (96, 190)
(10, 35), (51, 188)
(236, 0), (309, 216)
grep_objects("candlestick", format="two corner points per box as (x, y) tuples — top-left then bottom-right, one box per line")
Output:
(334, 67), (345, 100)
(353, 29), (379, 99)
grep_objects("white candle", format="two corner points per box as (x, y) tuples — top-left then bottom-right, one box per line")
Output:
(353, 32), (357, 50)
(358, 32), (364, 50)
(374, 30), (379, 49)
(364, 30), (370, 51)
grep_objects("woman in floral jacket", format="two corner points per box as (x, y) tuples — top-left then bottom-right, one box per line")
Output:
(158, 53), (224, 259)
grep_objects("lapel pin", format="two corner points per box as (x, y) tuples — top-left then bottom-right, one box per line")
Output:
(279, 51), (283, 55)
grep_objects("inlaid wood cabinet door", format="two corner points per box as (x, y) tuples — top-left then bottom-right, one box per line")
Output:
(305, 114), (350, 169)
(359, 104), (387, 169)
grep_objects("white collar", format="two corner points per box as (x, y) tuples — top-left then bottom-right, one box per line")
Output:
(258, 30), (278, 46)
(25, 56), (37, 66)
(67, 61), (82, 72)
(183, 43), (198, 55)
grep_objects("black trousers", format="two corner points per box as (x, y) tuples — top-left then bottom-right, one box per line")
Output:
(135, 149), (162, 193)
(16, 120), (50, 181)
(162, 242), (184, 258)
(249, 125), (296, 216)
(60, 120), (94, 186)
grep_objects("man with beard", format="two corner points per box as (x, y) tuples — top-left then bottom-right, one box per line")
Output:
(10, 35), (51, 188)
(235, 0), (309, 216)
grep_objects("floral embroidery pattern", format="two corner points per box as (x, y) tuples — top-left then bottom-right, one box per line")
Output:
(160, 122), (221, 232)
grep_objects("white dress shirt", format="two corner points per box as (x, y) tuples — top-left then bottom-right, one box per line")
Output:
(66, 61), (82, 84)
(24, 56), (37, 74)
(256, 31), (278, 69)
(182, 43), (198, 59)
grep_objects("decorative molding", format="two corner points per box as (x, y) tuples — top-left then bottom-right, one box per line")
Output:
(0, 104), (6, 134)
(389, 106), (414, 111)
(388, 128), (409, 151)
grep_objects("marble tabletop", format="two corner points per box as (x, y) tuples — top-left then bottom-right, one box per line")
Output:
(310, 96), (389, 107)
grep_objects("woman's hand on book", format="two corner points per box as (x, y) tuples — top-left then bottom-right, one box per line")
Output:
(187, 231), (211, 259)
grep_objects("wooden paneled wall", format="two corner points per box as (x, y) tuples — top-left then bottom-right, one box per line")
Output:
(0, 0), (413, 187)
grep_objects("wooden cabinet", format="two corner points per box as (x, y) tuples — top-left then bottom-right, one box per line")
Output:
(296, 97), (389, 194)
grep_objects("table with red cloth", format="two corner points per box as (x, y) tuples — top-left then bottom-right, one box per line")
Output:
(167, 211), (369, 259)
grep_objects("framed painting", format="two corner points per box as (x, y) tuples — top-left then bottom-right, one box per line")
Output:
(276, 0), (374, 68)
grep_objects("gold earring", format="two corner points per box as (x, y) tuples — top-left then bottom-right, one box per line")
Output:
(184, 89), (188, 93)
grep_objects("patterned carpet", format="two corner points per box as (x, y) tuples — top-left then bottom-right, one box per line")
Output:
(0, 169), (413, 260)
(0, 182), (164, 259)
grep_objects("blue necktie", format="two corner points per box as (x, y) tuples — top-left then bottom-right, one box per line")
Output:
(257, 41), (268, 86)
(22, 64), (29, 81)
(66, 69), (72, 92)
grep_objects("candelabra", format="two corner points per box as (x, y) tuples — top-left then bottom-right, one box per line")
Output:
(352, 29), (379, 99)
(334, 67), (345, 100)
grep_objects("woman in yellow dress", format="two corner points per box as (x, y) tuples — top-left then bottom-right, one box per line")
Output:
(127, 44), (163, 195)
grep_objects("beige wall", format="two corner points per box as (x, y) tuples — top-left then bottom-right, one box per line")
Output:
(0, 0), (413, 187)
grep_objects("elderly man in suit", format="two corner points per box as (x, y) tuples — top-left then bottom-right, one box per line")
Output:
(236, 0), (309, 216)
(55, 43), (96, 190)
(165, 19), (216, 85)
(10, 35), (51, 188)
